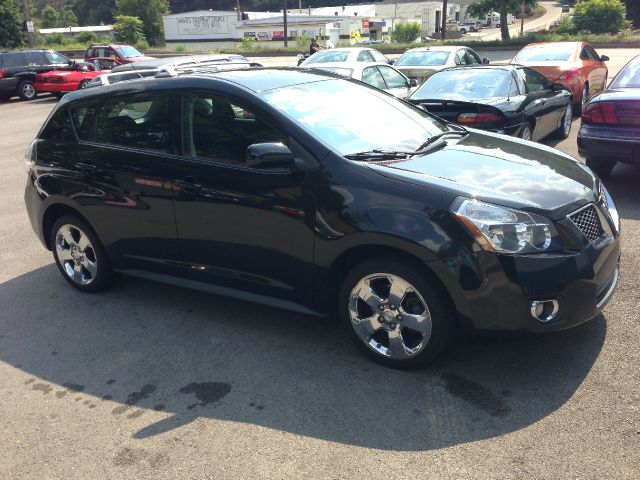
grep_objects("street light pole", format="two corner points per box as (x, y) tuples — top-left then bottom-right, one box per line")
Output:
(520, 0), (525, 36)
(283, 0), (288, 47)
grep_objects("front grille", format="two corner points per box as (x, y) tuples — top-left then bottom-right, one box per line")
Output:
(569, 205), (605, 243)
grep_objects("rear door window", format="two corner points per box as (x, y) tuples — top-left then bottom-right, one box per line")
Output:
(370, 50), (389, 63)
(3, 53), (28, 68)
(96, 95), (170, 151)
(29, 52), (49, 65)
(520, 67), (549, 92)
(357, 50), (374, 62)
(71, 104), (98, 141)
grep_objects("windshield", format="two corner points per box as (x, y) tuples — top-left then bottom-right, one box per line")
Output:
(261, 79), (447, 155)
(412, 69), (513, 100)
(394, 51), (450, 67)
(610, 56), (640, 88)
(304, 51), (350, 64)
(513, 45), (575, 62)
(311, 67), (353, 77)
(115, 46), (144, 58)
(46, 51), (70, 64)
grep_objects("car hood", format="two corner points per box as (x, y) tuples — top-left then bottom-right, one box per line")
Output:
(367, 129), (596, 216)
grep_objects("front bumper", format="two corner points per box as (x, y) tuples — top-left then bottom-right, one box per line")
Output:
(434, 208), (621, 333)
(578, 123), (640, 164)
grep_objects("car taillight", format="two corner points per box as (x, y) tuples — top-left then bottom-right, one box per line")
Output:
(0, 68), (5, 79)
(582, 102), (617, 124)
(558, 68), (580, 81)
(457, 112), (503, 123)
(25, 139), (37, 173)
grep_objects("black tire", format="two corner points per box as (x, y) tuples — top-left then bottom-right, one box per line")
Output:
(586, 158), (615, 179)
(552, 103), (573, 139)
(575, 84), (588, 116)
(51, 215), (114, 293)
(17, 79), (37, 101)
(78, 80), (88, 89)
(53, 92), (64, 99)
(339, 256), (455, 368)
(520, 120), (534, 141)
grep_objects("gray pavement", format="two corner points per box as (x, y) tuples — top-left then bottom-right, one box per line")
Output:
(0, 49), (639, 479)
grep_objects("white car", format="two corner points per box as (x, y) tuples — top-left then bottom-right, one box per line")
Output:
(304, 62), (417, 99)
(393, 46), (489, 85)
(299, 47), (391, 67)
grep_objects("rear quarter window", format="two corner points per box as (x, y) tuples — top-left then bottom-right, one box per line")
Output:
(40, 108), (76, 142)
(2, 53), (28, 68)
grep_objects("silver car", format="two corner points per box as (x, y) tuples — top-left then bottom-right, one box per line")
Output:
(303, 62), (417, 99)
(393, 46), (489, 85)
(299, 47), (391, 67)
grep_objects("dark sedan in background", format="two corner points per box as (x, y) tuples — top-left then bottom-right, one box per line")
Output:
(408, 65), (573, 141)
(578, 54), (640, 178)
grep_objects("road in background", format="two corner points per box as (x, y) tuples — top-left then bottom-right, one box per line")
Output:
(0, 48), (638, 479)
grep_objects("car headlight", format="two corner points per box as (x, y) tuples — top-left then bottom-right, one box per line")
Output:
(451, 197), (562, 253)
(598, 182), (619, 234)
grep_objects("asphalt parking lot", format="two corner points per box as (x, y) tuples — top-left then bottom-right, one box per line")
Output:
(1, 49), (639, 479)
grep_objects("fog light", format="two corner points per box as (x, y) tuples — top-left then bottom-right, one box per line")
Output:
(530, 300), (559, 322)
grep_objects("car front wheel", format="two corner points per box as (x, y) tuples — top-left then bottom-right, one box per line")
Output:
(339, 257), (454, 368)
(51, 215), (114, 292)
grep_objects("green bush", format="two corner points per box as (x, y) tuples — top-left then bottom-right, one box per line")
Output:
(391, 22), (422, 44)
(112, 15), (146, 45)
(573, 0), (631, 34)
(174, 44), (186, 52)
(240, 37), (256, 51)
(295, 33), (310, 52)
(75, 31), (97, 44)
(134, 39), (150, 51)
(45, 32), (67, 46)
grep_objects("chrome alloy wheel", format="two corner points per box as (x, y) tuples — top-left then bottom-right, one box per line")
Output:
(563, 103), (572, 135)
(348, 273), (432, 360)
(581, 85), (589, 113)
(55, 224), (98, 286)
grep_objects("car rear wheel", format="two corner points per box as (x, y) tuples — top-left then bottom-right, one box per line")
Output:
(339, 257), (454, 368)
(78, 80), (89, 89)
(520, 121), (533, 141)
(586, 158), (615, 179)
(18, 80), (37, 101)
(576, 84), (588, 116)
(553, 103), (573, 139)
(51, 215), (114, 293)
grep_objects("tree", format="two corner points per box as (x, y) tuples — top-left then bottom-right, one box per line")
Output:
(622, 0), (639, 28)
(0, 0), (24, 48)
(441, 0), (448, 40)
(112, 15), (146, 44)
(466, 0), (538, 40)
(573, 0), (630, 34)
(116, 0), (170, 46)
(391, 22), (422, 43)
(42, 5), (59, 28)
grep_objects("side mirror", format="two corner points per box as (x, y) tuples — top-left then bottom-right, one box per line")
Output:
(389, 59), (395, 65)
(550, 82), (565, 92)
(600, 55), (609, 62)
(246, 143), (295, 168)
(409, 78), (418, 87)
(482, 58), (490, 64)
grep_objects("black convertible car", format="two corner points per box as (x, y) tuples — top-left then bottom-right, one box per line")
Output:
(408, 65), (573, 142)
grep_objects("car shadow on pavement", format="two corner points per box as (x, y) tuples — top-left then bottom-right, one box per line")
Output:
(0, 264), (606, 451)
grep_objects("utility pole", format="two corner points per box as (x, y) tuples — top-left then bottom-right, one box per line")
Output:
(283, 0), (288, 47)
(441, 0), (448, 40)
(22, 0), (35, 48)
(520, 0), (525, 36)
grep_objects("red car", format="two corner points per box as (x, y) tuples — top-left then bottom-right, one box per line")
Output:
(84, 44), (154, 65)
(510, 42), (609, 114)
(35, 61), (109, 97)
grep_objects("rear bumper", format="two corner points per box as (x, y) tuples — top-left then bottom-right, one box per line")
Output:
(578, 124), (640, 163)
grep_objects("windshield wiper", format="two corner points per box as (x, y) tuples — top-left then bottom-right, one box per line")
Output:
(344, 149), (414, 161)
(414, 126), (468, 153)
